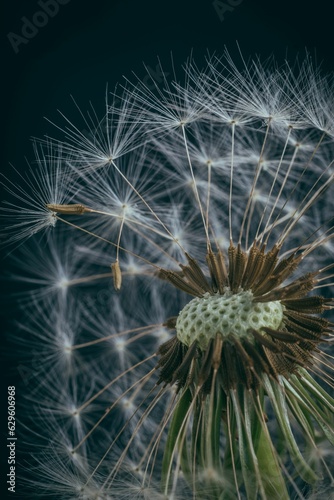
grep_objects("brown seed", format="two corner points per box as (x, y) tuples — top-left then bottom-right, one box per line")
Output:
(111, 261), (122, 291)
(46, 203), (89, 215)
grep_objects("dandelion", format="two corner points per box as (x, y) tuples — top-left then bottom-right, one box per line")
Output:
(3, 51), (334, 499)
(0, 141), (77, 245)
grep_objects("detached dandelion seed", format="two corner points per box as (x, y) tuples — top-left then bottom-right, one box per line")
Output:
(3, 51), (334, 499)
(0, 141), (76, 245)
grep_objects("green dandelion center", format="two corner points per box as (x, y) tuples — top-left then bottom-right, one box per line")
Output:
(176, 291), (284, 350)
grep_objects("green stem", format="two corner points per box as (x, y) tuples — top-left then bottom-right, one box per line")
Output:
(161, 388), (192, 494)
(248, 389), (289, 499)
(255, 425), (289, 500)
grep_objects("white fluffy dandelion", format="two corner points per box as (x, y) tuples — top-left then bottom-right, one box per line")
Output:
(3, 52), (334, 499)
(0, 142), (76, 245)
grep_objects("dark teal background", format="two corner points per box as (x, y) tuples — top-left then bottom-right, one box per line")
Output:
(2, 0), (334, 169)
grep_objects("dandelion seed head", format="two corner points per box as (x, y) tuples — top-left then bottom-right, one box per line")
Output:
(176, 291), (284, 350)
(63, 338), (73, 355)
(58, 276), (70, 289)
(120, 396), (135, 414)
(124, 260), (144, 276)
(0, 142), (76, 244)
(5, 50), (334, 499)
(114, 337), (126, 353)
(68, 405), (81, 420)
(152, 326), (172, 343)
